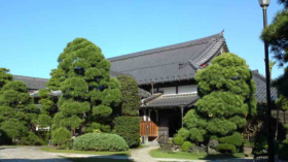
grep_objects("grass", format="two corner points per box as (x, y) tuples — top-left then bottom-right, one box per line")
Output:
(150, 149), (246, 160)
(41, 147), (130, 156)
(149, 148), (207, 160)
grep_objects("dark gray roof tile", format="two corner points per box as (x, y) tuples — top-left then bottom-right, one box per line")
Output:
(13, 71), (125, 90)
(13, 75), (48, 90)
(252, 70), (278, 103)
(143, 93), (199, 108)
(109, 32), (226, 85)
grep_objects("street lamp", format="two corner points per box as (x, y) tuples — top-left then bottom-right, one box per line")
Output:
(258, 0), (274, 162)
(258, 0), (270, 9)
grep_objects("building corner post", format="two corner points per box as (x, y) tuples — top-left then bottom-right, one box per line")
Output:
(180, 106), (184, 128)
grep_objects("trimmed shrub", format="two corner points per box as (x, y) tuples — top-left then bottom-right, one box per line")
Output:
(20, 132), (45, 145)
(173, 128), (190, 146)
(206, 118), (237, 136)
(73, 133), (129, 151)
(181, 141), (194, 152)
(189, 128), (206, 143)
(177, 128), (190, 139)
(219, 132), (244, 147)
(51, 127), (71, 148)
(0, 119), (28, 144)
(173, 135), (185, 146)
(117, 75), (140, 116)
(216, 143), (236, 154)
(84, 122), (111, 133)
(113, 116), (140, 148)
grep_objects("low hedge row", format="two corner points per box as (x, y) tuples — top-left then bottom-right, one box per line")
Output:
(73, 133), (129, 151)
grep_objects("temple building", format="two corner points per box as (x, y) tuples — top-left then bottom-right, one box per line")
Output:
(108, 32), (277, 142)
(13, 32), (278, 142)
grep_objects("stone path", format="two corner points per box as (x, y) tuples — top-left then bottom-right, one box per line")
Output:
(130, 145), (159, 162)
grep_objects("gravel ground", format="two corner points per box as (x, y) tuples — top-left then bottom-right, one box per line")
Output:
(0, 146), (131, 162)
(130, 145), (159, 162)
(0, 146), (71, 162)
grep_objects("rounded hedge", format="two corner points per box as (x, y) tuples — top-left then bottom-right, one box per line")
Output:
(181, 141), (194, 152)
(73, 133), (129, 151)
(173, 135), (185, 146)
(51, 127), (71, 148)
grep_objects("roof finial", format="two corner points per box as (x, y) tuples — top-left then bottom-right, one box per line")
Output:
(220, 29), (224, 35)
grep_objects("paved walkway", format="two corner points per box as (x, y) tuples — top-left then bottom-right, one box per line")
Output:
(130, 145), (160, 162)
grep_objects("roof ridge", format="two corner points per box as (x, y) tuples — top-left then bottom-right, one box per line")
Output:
(13, 74), (49, 81)
(188, 33), (225, 66)
(109, 32), (223, 62)
(115, 61), (192, 73)
(142, 93), (163, 104)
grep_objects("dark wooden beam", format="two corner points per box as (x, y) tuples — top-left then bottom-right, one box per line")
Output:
(180, 106), (184, 128)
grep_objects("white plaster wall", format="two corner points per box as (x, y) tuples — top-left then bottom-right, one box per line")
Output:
(178, 85), (197, 94)
(159, 87), (176, 95)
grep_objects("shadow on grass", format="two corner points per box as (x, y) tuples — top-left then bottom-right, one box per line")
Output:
(0, 156), (134, 162)
(150, 148), (253, 161)
(41, 147), (130, 156)
(201, 153), (250, 160)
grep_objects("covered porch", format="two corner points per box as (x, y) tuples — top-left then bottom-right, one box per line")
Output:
(139, 93), (198, 143)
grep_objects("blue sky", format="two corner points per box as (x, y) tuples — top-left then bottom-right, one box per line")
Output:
(0, 0), (284, 79)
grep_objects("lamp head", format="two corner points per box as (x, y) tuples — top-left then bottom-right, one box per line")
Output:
(258, 0), (270, 8)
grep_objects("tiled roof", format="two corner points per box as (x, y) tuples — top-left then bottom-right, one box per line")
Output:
(14, 73), (151, 99)
(141, 71), (278, 108)
(143, 93), (199, 108)
(12, 71), (124, 90)
(109, 32), (227, 85)
(13, 75), (48, 90)
(13, 71), (277, 105)
(252, 70), (278, 103)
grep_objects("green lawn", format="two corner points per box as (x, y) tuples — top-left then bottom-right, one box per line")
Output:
(149, 149), (245, 160)
(41, 147), (130, 156)
(149, 148), (207, 160)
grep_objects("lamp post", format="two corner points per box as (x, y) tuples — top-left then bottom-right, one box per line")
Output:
(258, 0), (274, 161)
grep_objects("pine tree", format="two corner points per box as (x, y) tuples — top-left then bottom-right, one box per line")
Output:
(0, 68), (12, 88)
(174, 53), (256, 153)
(261, 3), (288, 97)
(195, 53), (257, 116)
(34, 88), (58, 142)
(0, 70), (41, 144)
(49, 38), (121, 137)
(117, 75), (140, 116)
(113, 75), (140, 148)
